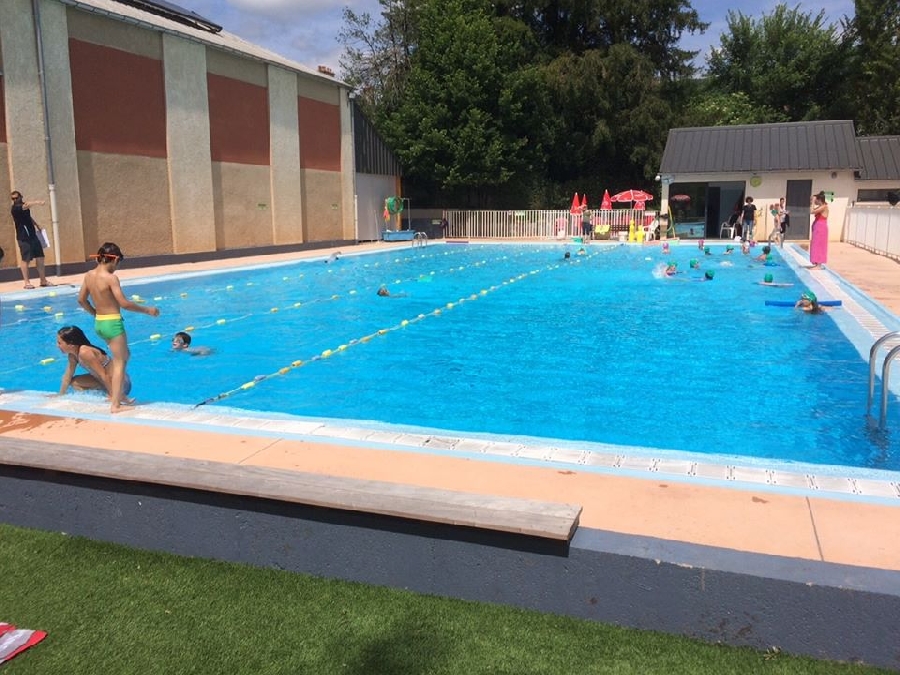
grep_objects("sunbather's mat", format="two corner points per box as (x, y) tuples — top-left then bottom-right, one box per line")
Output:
(0, 622), (47, 666)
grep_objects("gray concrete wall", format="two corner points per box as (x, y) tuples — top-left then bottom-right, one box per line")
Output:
(268, 65), (304, 245)
(163, 34), (215, 254)
(0, 465), (897, 671)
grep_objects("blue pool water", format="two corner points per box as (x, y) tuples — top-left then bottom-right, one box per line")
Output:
(2, 243), (899, 471)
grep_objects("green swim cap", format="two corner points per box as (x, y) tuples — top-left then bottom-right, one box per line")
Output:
(690, 258), (698, 267)
(802, 291), (817, 302)
(726, 245), (734, 251)
(668, 261), (677, 267)
(704, 246), (711, 253)
(705, 270), (715, 279)
(764, 273), (773, 283)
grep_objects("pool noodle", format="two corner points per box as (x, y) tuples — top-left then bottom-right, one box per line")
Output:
(765, 299), (842, 307)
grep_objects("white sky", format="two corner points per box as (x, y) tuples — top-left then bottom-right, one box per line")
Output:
(184, 0), (855, 77)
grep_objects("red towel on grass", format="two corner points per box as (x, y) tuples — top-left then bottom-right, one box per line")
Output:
(0, 622), (47, 665)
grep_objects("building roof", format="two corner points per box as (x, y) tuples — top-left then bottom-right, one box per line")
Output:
(63, 0), (345, 86)
(659, 120), (860, 174)
(856, 136), (900, 181)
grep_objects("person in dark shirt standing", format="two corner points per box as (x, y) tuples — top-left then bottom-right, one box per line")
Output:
(741, 196), (757, 243)
(9, 190), (52, 289)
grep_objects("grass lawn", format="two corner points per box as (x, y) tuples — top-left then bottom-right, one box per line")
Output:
(0, 523), (889, 674)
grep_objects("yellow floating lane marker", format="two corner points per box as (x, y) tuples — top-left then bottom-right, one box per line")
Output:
(226, 285), (234, 290)
(131, 294), (141, 300)
(43, 306), (52, 312)
(48, 291), (57, 297)
(150, 334), (162, 340)
(270, 308), (278, 313)
(292, 360), (304, 367)
(154, 296), (163, 301)
(54, 312), (64, 318)
(216, 319), (226, 325)
(400, 320), (409, 327)
(322, 349), (332, 357)
(180, 293), (188, 298)
(14, 305), (25, 311)
(40, 358), (55, 365)
(184, 326), (194, 332)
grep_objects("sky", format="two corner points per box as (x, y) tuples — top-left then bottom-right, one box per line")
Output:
(183, 0), (856, 79)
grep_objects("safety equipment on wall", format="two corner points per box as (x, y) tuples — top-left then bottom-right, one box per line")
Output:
(385, 197), (404, 215)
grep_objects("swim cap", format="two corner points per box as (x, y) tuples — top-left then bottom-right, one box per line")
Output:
(690, 258), (698, 267)
(668, 261), (677, 267)
(726, 245), (734, 251)
(704, 270), (715, 280)
(764, 273), (773, 283)
(704, 246), (711, 254)
(802, 291), (817, 303)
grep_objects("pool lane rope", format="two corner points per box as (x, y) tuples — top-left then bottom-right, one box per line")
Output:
(193, 246), (618, 408)
(23, 244), (614, 374)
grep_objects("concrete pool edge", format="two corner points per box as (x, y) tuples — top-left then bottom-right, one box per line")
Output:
(0, 450), (897, 671)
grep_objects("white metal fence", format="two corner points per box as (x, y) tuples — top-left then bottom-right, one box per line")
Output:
(845, 206), (900, 261)
(444, 209), (657, 240)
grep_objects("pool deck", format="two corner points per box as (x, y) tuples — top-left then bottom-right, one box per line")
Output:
(1, 240), (900, 573)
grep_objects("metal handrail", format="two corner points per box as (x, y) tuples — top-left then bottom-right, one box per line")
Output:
(868, 331), (900, 423)
(879, 344), (900, 428)
(413, 232), (428, 248)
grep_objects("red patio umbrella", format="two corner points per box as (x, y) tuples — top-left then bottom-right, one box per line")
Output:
(601, 190), (612, 210)
(580, 194), (588, 211)
(570, 192), (581, 215)
(610, 189), (654, 205)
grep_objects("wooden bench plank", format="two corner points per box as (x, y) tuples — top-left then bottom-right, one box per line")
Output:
(0, 438), (581, 541)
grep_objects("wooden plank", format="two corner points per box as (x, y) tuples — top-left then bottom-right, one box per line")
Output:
(0, 437), (581, 541)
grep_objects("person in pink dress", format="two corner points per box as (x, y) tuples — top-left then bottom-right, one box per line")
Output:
(809, 191), (829, 269)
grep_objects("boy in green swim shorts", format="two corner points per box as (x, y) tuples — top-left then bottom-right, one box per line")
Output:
(78, 242), (160, 413)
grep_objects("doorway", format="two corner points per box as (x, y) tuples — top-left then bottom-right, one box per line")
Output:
(784, 180), (812, 241)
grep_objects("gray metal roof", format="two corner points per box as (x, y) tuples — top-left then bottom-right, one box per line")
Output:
(659, 120), (860, 174)
(856, 136), (900, 180)
(62, 0), (344, 85)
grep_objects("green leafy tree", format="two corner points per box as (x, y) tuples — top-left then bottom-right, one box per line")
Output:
(705, 4), (848, 123)
(843, 0), (900, 134)
(379, 0), (556, 206)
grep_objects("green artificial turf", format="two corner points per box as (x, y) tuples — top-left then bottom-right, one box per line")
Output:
(0, 524), (889, 674)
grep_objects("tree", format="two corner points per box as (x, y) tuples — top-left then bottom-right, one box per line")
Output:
(338, 0), (422, 113)
(843, 0), (900, 134)
(705, 4), (848, 123)
(379, 0), (556, 207)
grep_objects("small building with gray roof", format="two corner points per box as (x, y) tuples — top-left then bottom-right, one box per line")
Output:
(657, 120), (900, 241)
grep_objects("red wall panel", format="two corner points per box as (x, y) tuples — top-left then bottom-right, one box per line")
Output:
(69, 39), (166, 157)
(298, 97), (340, 171)
(208, 73), (269, 165)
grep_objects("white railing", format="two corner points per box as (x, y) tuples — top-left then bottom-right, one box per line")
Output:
(444, 209), (657, 240)
(845, 206), (900, 261)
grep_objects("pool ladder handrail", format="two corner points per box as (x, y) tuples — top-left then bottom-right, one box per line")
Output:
(867, 330), (900, 427)
(413, 231), (428, 247)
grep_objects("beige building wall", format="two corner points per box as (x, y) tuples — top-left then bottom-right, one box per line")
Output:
(301, 171), (345, 241)
(77, 152), (171, 254)
(212, 163), (272, 250)
(268, 65), (303, 244)
(163, 34), (215, 253)
(2, 1), (354, 271)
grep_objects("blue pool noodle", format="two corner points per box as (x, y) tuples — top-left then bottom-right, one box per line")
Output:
(765, 299), (842, 307)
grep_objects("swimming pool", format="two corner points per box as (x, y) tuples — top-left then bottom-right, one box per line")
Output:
(2, 242), (899, 473)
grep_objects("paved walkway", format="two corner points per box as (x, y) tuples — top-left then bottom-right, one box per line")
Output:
(1, 239), (899, 573)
